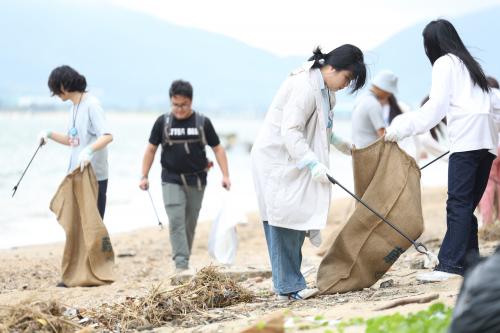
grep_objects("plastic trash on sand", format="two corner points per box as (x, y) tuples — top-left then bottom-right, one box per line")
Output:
(208, 191), (247, 265)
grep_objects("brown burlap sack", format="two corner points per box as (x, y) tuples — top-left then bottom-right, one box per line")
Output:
(317, 139), (424, 294)
(50, 165), (115, 287)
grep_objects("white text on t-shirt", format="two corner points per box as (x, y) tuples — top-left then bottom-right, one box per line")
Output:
(169, 128), (199, 136)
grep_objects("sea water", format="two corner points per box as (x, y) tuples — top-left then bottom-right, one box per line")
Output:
(0, 111), (448, 249)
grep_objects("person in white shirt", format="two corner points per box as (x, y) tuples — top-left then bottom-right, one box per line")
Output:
(478, 77), (500, 227)
(385, 19), (499, 282)
(39, 66), (113, 219)
(251, 45), (366, 300)
(351, 70), (398, 148)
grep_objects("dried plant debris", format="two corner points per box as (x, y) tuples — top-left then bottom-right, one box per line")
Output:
(0, 300), (82, 333)
(83, 265), (254, 331)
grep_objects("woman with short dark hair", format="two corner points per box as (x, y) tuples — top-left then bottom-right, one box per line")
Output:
(386, 19), (500, 282)
(251, 44), (366, 300)
(40, 65), (113, 219)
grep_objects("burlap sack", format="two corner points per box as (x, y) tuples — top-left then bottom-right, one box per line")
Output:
(317, 139), (424, 294)
(50, 165), (115, 287)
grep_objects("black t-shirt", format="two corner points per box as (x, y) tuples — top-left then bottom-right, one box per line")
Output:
(149, 112), (220, 186)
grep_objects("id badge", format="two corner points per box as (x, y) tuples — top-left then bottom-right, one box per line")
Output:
(68, 127), (80, 147)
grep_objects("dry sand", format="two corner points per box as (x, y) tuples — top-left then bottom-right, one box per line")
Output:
(1, 186), (498, 332)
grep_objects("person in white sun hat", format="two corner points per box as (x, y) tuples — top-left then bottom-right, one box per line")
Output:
(351, 70), (398, 149)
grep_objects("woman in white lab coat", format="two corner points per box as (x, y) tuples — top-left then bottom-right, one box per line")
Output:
(251, 45), (366, 300)
(386, 19), (499, 282)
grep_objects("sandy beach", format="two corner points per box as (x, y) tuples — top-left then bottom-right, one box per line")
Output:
(1, 186), (498, 332)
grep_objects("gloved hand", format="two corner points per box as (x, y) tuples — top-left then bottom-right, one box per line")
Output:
(38, 130), (51, 146)
(308, 161), (332, 184)
(330, 133), (353, 155)
(78, 146), (94, 171)
(384, 126), (404, 142)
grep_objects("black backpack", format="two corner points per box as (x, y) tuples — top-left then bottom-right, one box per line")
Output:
(162, 112), (207, 154)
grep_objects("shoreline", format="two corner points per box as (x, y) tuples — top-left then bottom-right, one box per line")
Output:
(2, 186), (494, 332)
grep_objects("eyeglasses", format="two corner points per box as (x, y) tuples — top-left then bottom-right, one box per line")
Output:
(171, 103), (190, 110)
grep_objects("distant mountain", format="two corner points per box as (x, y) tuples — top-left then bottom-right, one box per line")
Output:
(0, 0), (303, 111)
(1, 2), (499, 113)
(337, 6), (500, 109)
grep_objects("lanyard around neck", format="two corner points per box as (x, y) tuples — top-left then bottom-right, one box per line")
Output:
(72, 93), (84, 128)
(326, 88), (332, 110)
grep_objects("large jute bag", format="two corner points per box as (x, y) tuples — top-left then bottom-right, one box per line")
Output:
(50, 165), (115, 287)
(317, 139), (423, 294)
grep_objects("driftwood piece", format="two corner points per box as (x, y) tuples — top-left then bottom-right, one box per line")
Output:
(375, 293), (439, 311)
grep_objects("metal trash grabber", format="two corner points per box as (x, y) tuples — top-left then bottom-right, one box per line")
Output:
(12, 143), (43, 197)
(147, 189), (164, 229)
(419, 151), (450, 170)
(327, 174), (429, 255)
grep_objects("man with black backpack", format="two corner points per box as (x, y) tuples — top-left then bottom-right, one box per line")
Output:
(139, 80), (230, 272)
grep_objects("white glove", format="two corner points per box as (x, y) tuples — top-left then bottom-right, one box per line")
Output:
(384, 126), (404, 142)
(38, 130), (50, 146)
(309, 162), (332, 184)
(78, 146), (94, 171)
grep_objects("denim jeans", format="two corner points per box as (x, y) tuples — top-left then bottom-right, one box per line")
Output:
(436, 149), (495, 275)
(263, 221), (307, 295)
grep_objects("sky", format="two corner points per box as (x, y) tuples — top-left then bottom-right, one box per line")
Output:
(111, 0), (500, 56)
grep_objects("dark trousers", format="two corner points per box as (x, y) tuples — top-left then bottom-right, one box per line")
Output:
(97, 179), (108, 219)
(437, 150), (495, 275)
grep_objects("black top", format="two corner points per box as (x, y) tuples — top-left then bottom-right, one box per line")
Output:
(149, 112), (220, 185)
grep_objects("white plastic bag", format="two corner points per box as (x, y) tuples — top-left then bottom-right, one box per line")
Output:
(208, 191), (247, 265)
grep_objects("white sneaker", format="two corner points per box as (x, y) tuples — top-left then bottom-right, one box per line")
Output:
(277, 287), (319, 301)
(416, 270), (461, 282)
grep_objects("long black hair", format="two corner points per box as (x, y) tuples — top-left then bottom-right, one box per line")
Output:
(487, 76), (499, 89)
(422, 19), (489, 92)
(388, 95), (403, 125)
(308, 44), (367, 92)
(48, 65), (87, 96)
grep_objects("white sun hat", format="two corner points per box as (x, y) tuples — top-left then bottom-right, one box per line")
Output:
(372, 70), (398, 95)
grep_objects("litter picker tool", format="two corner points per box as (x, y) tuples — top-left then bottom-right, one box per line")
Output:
(147, 189), (164, 229)
(12, 142), (43, 197)
(327, 174), (438, 264)
(419, 151), (450, 170)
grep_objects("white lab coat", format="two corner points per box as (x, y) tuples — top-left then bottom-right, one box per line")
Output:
(251, 61), (333, 230)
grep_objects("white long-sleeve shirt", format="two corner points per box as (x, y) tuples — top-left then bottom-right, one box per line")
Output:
(390, 54), (499, 155)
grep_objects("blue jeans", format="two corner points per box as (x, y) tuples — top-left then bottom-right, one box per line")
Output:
(263, 221), (307, 295)
(436, 150), (494, 275)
